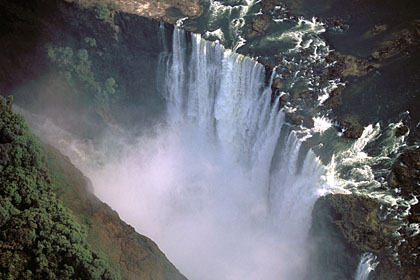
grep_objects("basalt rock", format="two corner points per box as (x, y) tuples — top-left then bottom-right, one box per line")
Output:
(66, 0), (202, 22)
(316, 194), (390, 252)
(395, 125), (409, 137)
(325, 52), (378, 78)
(388, 148), (420, 198)
(271, 77), (284, 90)
(337, 115), (366, 139)
(309, 148), (420, 280)
(260, 0), (278, 12)
(362, 24), (388, 38)
(307, 194), (391, 280)
(371, 148), (420, 280)
(371, 27), (419, 61)
(251, 14), (272, 35)
(323, 85), (344, 109)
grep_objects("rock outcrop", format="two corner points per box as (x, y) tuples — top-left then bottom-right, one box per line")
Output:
(306, 193), (393, 280)
(369, 148), (420, 279)
(309, 148), (420, 279)
(66, 0), (202, 23)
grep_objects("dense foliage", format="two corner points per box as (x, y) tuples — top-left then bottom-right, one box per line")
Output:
(93, 2), (118, 22)
(0, 96), (119, 280)
(47, 44), (118, 114)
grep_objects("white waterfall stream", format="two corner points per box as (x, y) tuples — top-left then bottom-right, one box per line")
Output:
(354, 253), (379, 280)
(146, 27), (331, 279)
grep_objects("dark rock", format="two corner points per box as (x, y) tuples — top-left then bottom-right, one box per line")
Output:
(363, 24), (388, 38)
(285, 111), (304, 125)
(388, 148), (420, 197)
(371, 28), (418, 61)
(395, 125), (409, 137)
(303, 115), (314, 128)
(343, 125), (364, 139)
(323, 85), (344, 109)
(320, 194), (389, 252)
(306, 194), (389, 280)
(279, 93), (288, 107)
(371, 148), (420, 279)
(252, 14), (272, 34)
(271, 77), (284, 90)
(373, 233), (420, 280)
(260, 0), (278, 11)
(338, 115), (365, 139)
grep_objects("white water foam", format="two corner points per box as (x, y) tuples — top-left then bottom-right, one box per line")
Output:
(354, 253), (379, 280)
(88, 27), (330, 280)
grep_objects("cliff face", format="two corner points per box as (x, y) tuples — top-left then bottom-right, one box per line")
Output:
(308, 187), (420, 279)
(65, 0), (202, 23)
(0, 95), (186, 279)
(0, 0), (166, 137)
(45, 143), (187, 280)
(0, 1), (189, 278)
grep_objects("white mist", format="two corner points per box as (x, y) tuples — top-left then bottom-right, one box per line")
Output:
(88, 28), (329, 280)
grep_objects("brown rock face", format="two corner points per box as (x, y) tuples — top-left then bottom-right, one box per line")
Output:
(67, 0), (202, 22)
(307, 194), (398, 280)
(252, 14), (272, 34)
(45, 145), (187, 280)
(395, 125), (409, 137)
(389, 148), (420, 198)
(315, 194), (390, 253)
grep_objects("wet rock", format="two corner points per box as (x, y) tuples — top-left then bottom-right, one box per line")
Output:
(343, 125), (364, 139)
(388, 148), (420, 197)
(279, 93), (288, 107)
(285, 111), (304, 125)
(371, 28), (418, 61)
(370, 148), (420, 279)
(319, 194), (389, 252)
(260, 0), (278, 11)
(306, 194), (391, 280)
(323, 85), (345, 109)
(340, 53), (377, 77)
(373, 232), (420, 280)
(271, 77), (284, 90)
(252, 14), (272, 34)
(303, 115), (314, 128)
(339, 115), (365, 139)
(324, 52), (378, 78)
(363, 24), (388, 38)
(310, 190), (419, 280)
(395, 125), (409, 137)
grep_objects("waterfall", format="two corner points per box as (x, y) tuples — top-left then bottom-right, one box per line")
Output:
(355, 253), (379, 280)
(154, 26), (330, 279)
(23, 24), (333, 280)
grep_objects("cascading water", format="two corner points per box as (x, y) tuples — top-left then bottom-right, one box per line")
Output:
(354, 253), (379, 280)
(17, 12), (417, 280)
(146, 26), (331, 279)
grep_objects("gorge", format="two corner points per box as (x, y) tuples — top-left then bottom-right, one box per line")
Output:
(1, 0), (420, 279)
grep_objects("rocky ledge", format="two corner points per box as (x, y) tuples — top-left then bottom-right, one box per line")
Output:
(309, 148), (420, 279)
(65, 0), (202, 23)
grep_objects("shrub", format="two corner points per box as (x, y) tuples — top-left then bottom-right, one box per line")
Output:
(0, 96), (119, 279)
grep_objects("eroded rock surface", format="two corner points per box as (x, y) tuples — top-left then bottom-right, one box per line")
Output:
(66, 0), (202, 23)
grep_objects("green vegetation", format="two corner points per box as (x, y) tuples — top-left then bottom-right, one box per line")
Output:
(84, 37), (97, 48)
(0, 96), (120, 280)
(93, 2), (118, 22)
(47, 45), (118, 114)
